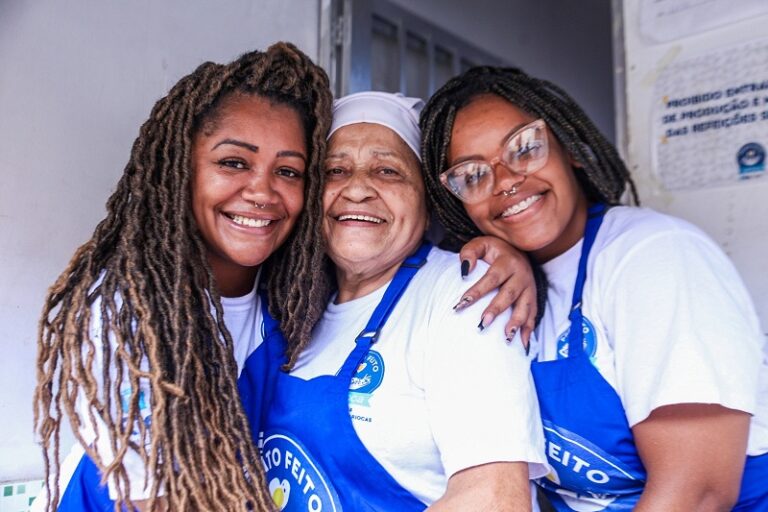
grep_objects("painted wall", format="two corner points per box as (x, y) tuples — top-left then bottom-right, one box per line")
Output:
(0, 0), (320, 481)
(388, 0), (617, 142)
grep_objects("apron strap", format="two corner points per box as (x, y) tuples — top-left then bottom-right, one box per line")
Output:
(339, 241), (432, 376)
(566, 203), (608, 357)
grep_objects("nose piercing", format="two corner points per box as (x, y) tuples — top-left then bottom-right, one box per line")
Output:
(250, 200), (266, 209)
(502, 184), (518, 197)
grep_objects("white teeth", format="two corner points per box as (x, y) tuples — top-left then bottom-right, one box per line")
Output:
(337, 214), (384, 224)
(231, 214), (272, 227)
(501, 194), (542, 217)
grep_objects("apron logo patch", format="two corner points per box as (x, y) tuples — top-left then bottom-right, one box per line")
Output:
(348, 350), (384, 408)
(261, 431), (343, 512)
(556, 317), (597, 361)
(539, 420), (644, 500)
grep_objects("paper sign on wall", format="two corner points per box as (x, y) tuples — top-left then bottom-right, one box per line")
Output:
(652, 39), (768, 191)
(640, 0), (768, 44)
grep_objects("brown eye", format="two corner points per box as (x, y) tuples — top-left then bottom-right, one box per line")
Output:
(218, 159), (248, 170)
(276, 167), (304, 179)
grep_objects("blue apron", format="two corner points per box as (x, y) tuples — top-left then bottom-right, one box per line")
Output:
(532, 203), (768, 511)
(259, 242), (432, 511)
(53, 303), (275, 511)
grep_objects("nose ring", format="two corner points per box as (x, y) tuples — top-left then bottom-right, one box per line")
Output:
(250, 200), (266, 209)
(502, 184), (518, 197)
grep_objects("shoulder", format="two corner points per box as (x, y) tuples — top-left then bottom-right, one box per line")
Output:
(598, 206), (711, 248)
(416, 246), (490, 296)
(592, 206), (731, 276)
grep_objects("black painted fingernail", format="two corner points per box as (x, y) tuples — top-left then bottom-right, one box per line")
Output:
(525, 341), (531, 356)
(477, 319), (485, 331)
(461, 259), (470, 279)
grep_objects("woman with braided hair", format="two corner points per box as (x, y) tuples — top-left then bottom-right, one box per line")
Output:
(420, 65), (768, 510)
(33, 42), (333, 512)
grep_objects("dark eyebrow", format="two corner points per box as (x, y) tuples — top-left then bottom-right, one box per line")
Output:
(500, 122), (530, 146)
(449, 154), (485, 166)
(212, 139), (259, 153)
(212, 140), (306, 163)
(277, 150), (307, 163)
(449, 121), (531, 166)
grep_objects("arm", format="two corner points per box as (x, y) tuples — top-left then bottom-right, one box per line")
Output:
(425, 259), (548, 510)
(428, 462), (531, 512)
(599, 224), (763, 510)
(632, 404), (749, 512)
(456, 235), (539, 348)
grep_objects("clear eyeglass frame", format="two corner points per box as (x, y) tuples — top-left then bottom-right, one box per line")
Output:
(440, 118), (549, 204)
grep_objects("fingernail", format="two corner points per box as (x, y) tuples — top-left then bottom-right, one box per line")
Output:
(452, 296), (473, 311)
(460, 259), (470, 279)
(507, 327), (517, 340)
(478, 312), (494, 331)
(525, 341), (531, 356)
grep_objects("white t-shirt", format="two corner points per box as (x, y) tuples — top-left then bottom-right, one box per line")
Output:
(289, 246), (549, 505)
(36, 276), (265, 507)
(536, 206), (768, 455)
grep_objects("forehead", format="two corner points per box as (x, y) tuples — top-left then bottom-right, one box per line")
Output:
(199, 94), (305, 140)
(454, 94), (535, 131)
(328, 123), (413, 157)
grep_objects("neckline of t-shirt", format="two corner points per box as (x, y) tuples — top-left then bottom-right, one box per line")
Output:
(327, 280), (390, 317)
(541, 237), (584, 285)
(220, 267), (261, 311)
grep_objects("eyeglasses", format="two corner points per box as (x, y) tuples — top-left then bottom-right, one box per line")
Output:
(440, 119), (549, 204)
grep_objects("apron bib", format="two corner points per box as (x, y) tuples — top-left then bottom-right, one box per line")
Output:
(533, 204), (768, 511)
(259, 242), (432, 511)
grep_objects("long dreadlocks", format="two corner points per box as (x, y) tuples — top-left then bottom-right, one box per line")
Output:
(35, 42), (332, 511)
(420, 65), (639, 245)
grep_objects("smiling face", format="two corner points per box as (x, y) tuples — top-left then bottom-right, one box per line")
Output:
(448, 94), (588, 262)
(323, 123), (428, 290)
(191, 94), (307, 296)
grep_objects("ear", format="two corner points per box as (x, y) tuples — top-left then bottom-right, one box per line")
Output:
(569, 152), (584, 169)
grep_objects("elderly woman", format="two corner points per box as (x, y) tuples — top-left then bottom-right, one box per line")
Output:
(259, 92), (548, 511)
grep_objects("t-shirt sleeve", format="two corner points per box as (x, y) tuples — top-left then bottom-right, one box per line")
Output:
(602, 229), (764, 427)
(423, 263), (549, 480)
(75, 296), (159, 500)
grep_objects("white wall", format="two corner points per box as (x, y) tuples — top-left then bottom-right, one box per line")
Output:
(0, 0), (320, 481)
(388, 0), (616, 142)
(621, 1), (768, 330)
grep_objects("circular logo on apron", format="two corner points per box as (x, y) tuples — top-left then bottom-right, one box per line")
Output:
(556, 317), (598, 361)
(349, 350), (384, 394)
(261, 430), (342, 511)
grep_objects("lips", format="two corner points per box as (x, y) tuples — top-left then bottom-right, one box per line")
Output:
(499, 193), (543, 219)
(334, 212), (385, 224)
(223, 211), (279, 228)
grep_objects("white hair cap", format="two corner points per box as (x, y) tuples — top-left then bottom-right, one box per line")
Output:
(329, 91), (425, 161)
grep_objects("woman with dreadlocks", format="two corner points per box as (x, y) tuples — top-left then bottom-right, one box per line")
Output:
(33, 42), (333, 512)
(420, 66), (768, 510)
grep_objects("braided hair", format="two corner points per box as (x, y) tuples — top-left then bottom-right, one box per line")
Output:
(35, 42), (332, 511)
(420, 65), (639, 245)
